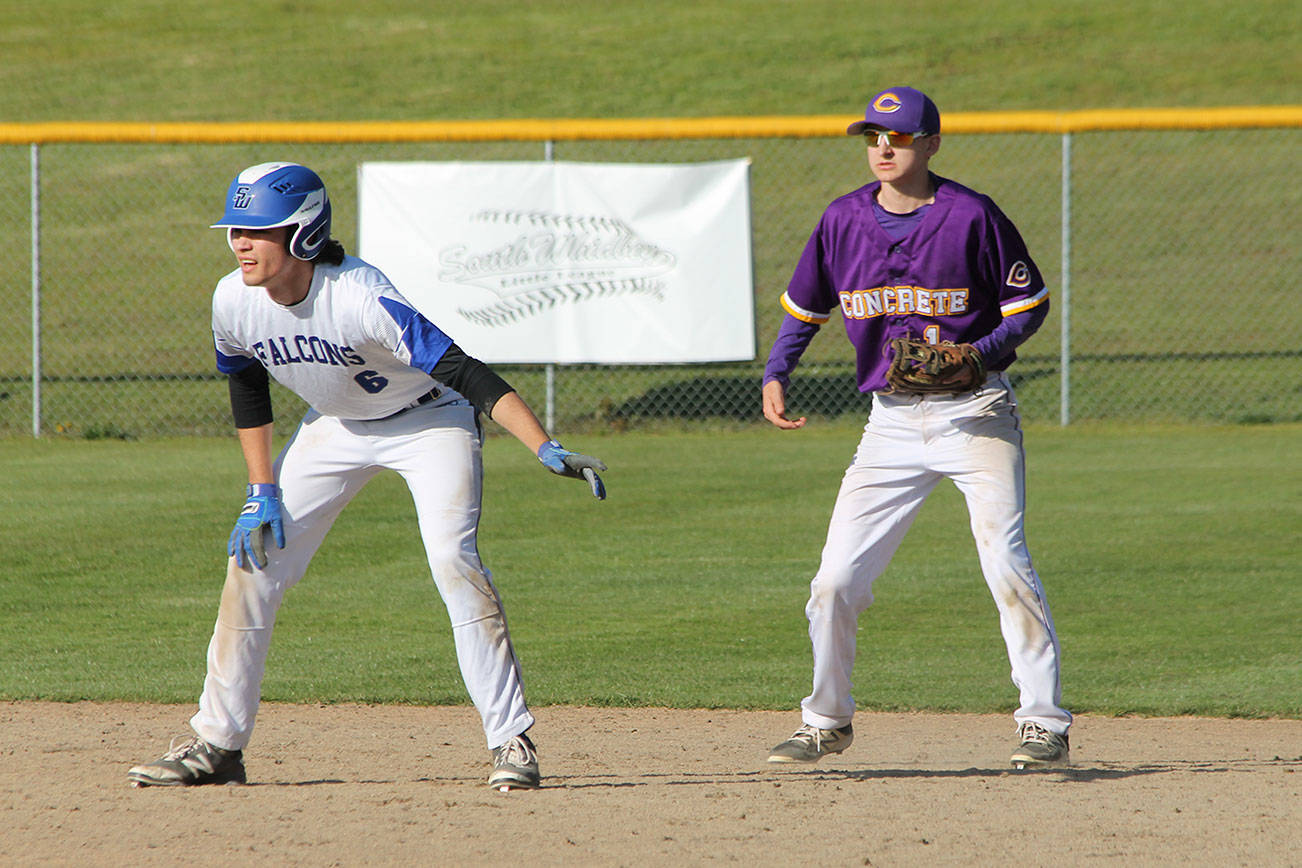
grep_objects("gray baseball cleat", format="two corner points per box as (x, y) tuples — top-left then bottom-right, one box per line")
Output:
(489, 732), (540, 790)
(128, 735), (246, 787)
(1010, 721), (1070, 768)
(767, 723), (854, 763)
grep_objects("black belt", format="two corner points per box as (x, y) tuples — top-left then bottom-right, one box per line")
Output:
(380, 387), (440, 420)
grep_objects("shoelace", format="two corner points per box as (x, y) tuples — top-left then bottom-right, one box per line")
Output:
(161, 735), (206, 760)
(792, 724), (832, 748)
(497, 736), (536, 767)
(1019, 723), (1053, 745)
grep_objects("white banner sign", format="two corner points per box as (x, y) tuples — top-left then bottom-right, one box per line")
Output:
(357, 160), (754, 364)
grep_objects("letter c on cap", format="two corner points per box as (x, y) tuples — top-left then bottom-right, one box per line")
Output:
(872, 92), (903, 113)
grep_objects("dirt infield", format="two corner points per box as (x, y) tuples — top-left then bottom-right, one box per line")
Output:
(2, 702), (1298, 866)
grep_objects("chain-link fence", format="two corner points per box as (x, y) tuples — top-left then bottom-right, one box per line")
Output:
(1, 118), (1298, 439)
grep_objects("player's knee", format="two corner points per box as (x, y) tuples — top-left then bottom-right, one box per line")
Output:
(441, 569), (504, 626)
(217, 557), (287, 629)
(426, 544), (498, 605)
(808, 566), (873, 613)
(422, 534), (475, 572)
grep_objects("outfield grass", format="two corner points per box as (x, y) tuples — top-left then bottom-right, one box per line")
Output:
(0, 1), (1297, 725)
(0, 2), (1298, 436)
(2, 423), (1298, 717)
(4, 0), (1297, 121)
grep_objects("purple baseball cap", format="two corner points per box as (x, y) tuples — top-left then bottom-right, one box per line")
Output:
(846, 87), (941, 136)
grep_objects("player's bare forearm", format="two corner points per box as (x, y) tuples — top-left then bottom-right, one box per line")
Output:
(485, 391), (551, 454)
(236, 423), (277, 485)
(762, 379), (807, 430)
(492, 391), (607, 498)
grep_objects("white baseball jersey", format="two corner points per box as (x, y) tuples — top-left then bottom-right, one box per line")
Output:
(195, 253), (535, 753)
(212, 255), (463, 419)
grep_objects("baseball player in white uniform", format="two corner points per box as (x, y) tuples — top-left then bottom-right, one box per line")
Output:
(128, 162), (605, 791)
(763, 88), (1071, 768)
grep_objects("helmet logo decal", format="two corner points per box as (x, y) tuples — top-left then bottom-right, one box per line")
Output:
(872, 92), (903, 113)
(214, 163), (330, 260)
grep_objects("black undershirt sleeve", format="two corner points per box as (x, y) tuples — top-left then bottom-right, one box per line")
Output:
(227, 362), (274, 429)
(430, 343), (514, 416)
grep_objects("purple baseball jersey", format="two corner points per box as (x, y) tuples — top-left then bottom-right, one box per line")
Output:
(779, 175), (1048, 393)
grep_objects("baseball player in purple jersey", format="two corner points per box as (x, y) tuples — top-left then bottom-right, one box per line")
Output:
(763, 88), (1071, 768)
(128, 163), (606, 792)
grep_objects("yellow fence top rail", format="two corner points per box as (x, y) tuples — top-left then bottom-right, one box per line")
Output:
(1, 107), (1299, 144)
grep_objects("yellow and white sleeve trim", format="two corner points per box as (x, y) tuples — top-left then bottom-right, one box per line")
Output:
(1000, 288), (1049, 317)
(780, 291), (832, 324)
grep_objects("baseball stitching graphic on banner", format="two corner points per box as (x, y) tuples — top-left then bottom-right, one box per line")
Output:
(441, 209), (676, 329)
(358, 160), (755, 365)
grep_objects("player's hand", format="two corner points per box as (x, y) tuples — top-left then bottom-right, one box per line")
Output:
(537, 440), (607, 500)
(228, 483), (285, 570)
(762, 379), (806, 430)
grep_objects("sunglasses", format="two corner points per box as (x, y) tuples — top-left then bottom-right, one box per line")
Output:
(863, 130), (929, 148)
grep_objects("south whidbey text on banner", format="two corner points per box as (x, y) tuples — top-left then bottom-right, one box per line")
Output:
(357, 160), (755, 364)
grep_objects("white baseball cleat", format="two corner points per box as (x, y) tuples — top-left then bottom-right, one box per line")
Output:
(128, 735), (247, 787)
(767, 723), (854, 763)
(1010, 721), (1070, 769)
(489, 733), (540, 790)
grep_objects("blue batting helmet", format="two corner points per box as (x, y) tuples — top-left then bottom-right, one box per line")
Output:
(211, 162), (332, 261)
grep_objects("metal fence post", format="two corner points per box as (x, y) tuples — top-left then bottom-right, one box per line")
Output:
(543, 138), (556, 432)
(30, 143), (41, 438)
(1060, 131), (1072, 426)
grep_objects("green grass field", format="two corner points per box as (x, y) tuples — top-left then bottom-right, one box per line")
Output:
(0, 1), (1297, 722)
(1, 1), (1299, 435)
(3, 423), (1298, 717)
(4, 0), (1297, 120)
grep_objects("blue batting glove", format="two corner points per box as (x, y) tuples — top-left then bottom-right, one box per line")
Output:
(536, 439), (607, 500)
(228, 483), (285, 570)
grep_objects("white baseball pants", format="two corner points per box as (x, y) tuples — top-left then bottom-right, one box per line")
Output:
(800, 374), (1071, 734)
(190, 401), (535, 751)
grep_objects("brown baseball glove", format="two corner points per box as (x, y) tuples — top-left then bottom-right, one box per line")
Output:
(885, 338), (986, 395)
